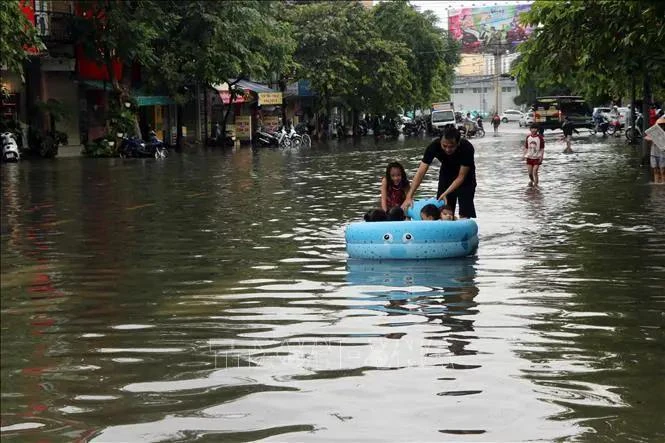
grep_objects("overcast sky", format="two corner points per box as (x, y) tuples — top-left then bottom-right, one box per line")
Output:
(400, 1), (533, 29)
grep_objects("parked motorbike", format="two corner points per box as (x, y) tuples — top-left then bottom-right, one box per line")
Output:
(146, 131), (168, 158)
(625, 113), (644, 143)
(403, 119), (426, 136)
(119, 133), (167, 159)
(1, 132), (21, 162)
(590, 117), (610, 136)
(253, 126), (291, 148)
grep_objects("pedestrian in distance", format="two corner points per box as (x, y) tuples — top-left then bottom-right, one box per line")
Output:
(522, 123), (545, 188)
(561, 115), (579, 154)
(380, 161), (410, 212)
(645, 115), (665, 184)
(491, 113), (501, 135)
(401, 125), (477, 219)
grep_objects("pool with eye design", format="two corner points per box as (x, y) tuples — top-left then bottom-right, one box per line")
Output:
(345, 219), (479, 259)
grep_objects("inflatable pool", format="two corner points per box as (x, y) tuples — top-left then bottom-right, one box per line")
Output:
(345, 199), (479, 260)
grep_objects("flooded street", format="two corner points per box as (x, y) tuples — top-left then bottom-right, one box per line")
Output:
(2, 126), (664, 442)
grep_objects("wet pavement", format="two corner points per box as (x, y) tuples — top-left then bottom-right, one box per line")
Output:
(2, 124), (664, 442)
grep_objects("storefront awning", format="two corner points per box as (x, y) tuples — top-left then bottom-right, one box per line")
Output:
(80, 80), (175, 106)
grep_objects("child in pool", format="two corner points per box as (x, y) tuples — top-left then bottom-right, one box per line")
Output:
(420, 204), (441, 220)
(381, 161), (410, 212)
(439, 205), (457, 221)
(387, 206), (406, 221)
(364, 208), (387, 222)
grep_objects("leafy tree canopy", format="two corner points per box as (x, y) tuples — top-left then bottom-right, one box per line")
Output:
(513, 0), (665, 103)
(0, 1), (44, 77)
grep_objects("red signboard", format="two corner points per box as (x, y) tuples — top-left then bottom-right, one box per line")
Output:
(19, 0), (40, 54)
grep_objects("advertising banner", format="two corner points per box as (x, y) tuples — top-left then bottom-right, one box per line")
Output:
(234, 116), (252, 141)
(448, 4), (532, 54)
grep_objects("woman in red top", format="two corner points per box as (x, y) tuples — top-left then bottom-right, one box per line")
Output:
(380, 161), (410, 212)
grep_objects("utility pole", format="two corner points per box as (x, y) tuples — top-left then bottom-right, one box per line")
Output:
(494, 48), (501, 114)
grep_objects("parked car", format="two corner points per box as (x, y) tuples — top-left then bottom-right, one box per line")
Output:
(500, 109), (523, 122)
(518, 111), (535, 127)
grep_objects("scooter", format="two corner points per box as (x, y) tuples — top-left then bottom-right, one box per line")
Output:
(118, 133), (167, 159)
(590, 117), (610, 136)
(1, 132), (21, 162)
(146, 131), (168, 159)
(625, 113), (644, 143)
(253, 126), (291, 148)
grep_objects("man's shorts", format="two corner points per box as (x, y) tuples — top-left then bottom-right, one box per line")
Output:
(651, 150), (665, 168)
(526, 158), (542, 166)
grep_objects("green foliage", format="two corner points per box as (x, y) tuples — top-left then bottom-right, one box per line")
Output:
(82, 136), (116, 157)
(73, 0), (163, 85)
(514, 0), (665, 103)
(286, 1), (445, 114)
(373, 1), (460, 108)
(149, 0), (295, 101)
(0, 1), (44, 76)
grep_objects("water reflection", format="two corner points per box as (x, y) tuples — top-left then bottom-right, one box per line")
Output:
(2, 132), (665, 442)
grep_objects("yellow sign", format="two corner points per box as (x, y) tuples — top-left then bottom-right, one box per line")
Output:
(234, 116), (252, 141)
(258, 92), (283, 106)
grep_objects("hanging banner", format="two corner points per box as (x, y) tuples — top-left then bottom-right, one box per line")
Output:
(258, 92), (283, 106)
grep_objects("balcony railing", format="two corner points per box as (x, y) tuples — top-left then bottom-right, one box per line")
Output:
(34, 11), (74, 44)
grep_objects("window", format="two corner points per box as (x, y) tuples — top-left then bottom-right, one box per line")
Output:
(502, 87), (513, 93)
(483, 87), (488, 93)
(453, 88), (464, 94)
(472, 88), (481, 93)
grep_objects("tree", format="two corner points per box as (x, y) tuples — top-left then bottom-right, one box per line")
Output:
(150, 1), (296, 136)
(286, 1), (414, 127)
(373, 0), (461, 110)
(513, 0), (665, 103)
(0, 1), (44, 77)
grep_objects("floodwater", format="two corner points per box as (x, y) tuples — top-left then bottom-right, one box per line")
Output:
(1, 125), (664, 442)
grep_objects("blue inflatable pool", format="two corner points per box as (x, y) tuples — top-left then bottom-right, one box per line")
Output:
(345, 200), (479, 260)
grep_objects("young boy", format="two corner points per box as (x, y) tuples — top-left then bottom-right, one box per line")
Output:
(420, 204), (441, 220)
(522, 124), (545, 187)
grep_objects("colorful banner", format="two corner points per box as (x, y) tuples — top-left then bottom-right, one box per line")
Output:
(234, 115), (252, 141)
(448, 4), (532, 54)
(258, 92), (283, 106)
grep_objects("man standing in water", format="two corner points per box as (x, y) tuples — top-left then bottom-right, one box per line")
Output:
(402, 126), (476, 218)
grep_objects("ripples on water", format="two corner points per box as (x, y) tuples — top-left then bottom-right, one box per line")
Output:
(1, 129), (664, 442)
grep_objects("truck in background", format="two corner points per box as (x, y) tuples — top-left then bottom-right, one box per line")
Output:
(429, 101), (456, 135)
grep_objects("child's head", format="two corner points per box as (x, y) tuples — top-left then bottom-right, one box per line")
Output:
(385, 162), (408, 188)
(387, 206), (406, 221)
(364, 208), (388, 222)
(529, 124), (538, 134)
(440, 205), (454, 220)
(420, 204), (441, 221)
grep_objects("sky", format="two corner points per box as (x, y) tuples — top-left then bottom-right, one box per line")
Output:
(391, 1), (533, 29)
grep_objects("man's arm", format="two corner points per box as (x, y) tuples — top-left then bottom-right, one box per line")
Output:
(439, 166), (470, 201)
(401, 162), (429, 209)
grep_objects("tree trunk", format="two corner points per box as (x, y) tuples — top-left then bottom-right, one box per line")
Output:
(641, 72), (651, 166)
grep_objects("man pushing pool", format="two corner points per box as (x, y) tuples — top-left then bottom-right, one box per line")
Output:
(402, 125), (477, 219)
